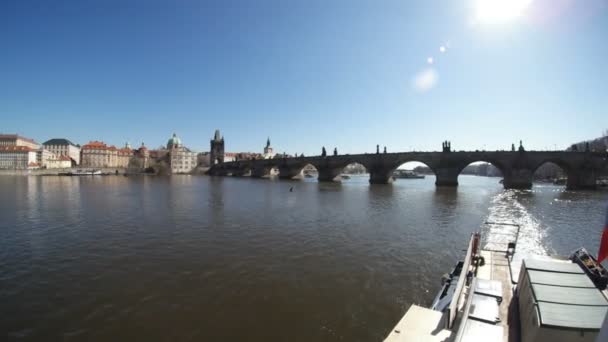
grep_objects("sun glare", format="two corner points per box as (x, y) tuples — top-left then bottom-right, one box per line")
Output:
(475, 0), (533, 24)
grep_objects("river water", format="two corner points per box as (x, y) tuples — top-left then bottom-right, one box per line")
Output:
(1, 175), (606, 341)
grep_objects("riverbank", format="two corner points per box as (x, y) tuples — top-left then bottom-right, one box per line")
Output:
(0, 168), (129, 176)
(0, 166), (211, 176)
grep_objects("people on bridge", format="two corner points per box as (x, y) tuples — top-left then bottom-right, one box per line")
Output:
(333, 147), (338, 156)
(322, 147), (327, 157)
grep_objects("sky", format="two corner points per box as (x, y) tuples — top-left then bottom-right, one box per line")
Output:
(1, 0), (607, 154)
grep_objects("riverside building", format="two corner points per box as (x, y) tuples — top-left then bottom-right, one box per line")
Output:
(42, 138), (81, 166)
(81, 141), (132, 168)
(0, 134), (40, 149)
(165, 133), (198, 174)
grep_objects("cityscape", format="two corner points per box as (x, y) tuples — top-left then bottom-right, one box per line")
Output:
(1, 130), (607, 189)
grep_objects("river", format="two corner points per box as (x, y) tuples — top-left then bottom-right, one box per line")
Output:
(0, 175), (606, 341)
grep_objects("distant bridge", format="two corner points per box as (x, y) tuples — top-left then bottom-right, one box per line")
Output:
(207, 146), (608, 190)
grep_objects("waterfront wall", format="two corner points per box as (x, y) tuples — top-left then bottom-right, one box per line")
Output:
(0, 168), (129, 176)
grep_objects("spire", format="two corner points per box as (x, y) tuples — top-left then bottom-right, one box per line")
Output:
(214, 129), (221, 141)
(266, 137), (270, 148)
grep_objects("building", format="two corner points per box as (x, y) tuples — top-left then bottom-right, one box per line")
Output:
(0, 146), (38, 169)
(44, 154), (72, 169)
(0, 134), (42, 169)
(36, 148), (56, 168)
(0, 134), (40, 149)
(210, 129), (225, 165)
(131, 143), (151, 169)
(42, 138), (81, 166)
(81, 141), (132, 168)
(263, 137), (275, 159)
(166, 133), (198, 174)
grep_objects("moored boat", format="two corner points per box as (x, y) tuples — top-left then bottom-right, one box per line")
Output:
(61, 169), (102, 176)
(392, 169), (425, 179)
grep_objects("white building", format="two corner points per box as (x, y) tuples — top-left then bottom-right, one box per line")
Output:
(44, 154), (72, 169)
(43, 138), (81, 166)
(166, 133), (198, 174)
(0, 146), (38, 169)
(0, 134), (40, 149)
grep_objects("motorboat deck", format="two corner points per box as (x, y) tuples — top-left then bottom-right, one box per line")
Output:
(384, 223), (608, 342)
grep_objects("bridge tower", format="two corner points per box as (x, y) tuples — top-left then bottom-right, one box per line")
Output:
(210, 129), (225, 165)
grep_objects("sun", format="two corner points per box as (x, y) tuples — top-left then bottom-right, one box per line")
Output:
(474, 0), (533, 24)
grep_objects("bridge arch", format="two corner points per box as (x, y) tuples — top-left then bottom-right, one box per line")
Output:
(446, 160), (506, 187)
(532, 160), (571, 186)
(391, 160), (436, 181)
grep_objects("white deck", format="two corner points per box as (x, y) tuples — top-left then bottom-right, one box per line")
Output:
(384, 304), (451, 342)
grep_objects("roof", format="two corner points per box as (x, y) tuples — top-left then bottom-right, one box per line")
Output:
(43, 138), (78, 147)
(0, 134), (39, 145)
(59, 155), (72, 161)
(522, 258), (608, 330)
(523, 258), (584, 274)
(0, 146), (34, 152)
(536, 302), (608, 329)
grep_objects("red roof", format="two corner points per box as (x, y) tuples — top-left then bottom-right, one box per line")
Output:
(0, 146), (33, 152)
(82, 141), (130, 154)
(82, 141), (108, 149)
(59, 155), (71, 161)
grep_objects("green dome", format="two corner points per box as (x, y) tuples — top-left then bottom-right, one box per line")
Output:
(167, 133), (182, 148)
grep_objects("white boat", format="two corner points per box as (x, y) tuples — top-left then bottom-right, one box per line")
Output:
(392, 169), (425, 179)
(384, 222), (608, 342)
(65, 169), (102, 176)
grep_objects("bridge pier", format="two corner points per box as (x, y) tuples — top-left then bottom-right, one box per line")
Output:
(278, 165), (303, 180)
(368, 168), (394, 184)
(251, 166), (272, 178)
(317, 166), (342, 182)
(503, 168), (533, 189)
(435, 167), (459, 187)
(232, 168), (251, 177)
(567, 168), (597, 190)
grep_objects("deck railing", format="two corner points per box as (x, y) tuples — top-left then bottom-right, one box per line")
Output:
(447, 232), (479, 329)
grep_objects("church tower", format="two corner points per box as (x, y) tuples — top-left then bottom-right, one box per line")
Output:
(210, 129), (225, 164)
(263, 137), (274, 159)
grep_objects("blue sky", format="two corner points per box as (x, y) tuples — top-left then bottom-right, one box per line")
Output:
(1, 0), (607, 154)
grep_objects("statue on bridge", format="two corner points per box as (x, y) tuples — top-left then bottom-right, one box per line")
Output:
(519, 140), (525, 152)
(512, 143), (516, 152)
(442, 141), (451, 153)
(333, 147), (338, 156)
(384, 146), (387, 154)
(376, 144), (380, 154)
(322, 147), (327, 157)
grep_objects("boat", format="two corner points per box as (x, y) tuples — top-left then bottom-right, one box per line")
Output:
(392, 169), (425, 179)
(62, 169), (102, 176)
(384, 222), (608, 342)
(341, 174), (351, 180)
(553, 177), (567, 185)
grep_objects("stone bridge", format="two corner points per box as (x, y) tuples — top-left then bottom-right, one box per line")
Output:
(207, 148), (607, 190)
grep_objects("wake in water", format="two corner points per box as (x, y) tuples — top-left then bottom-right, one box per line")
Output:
(482, 190), (550, 256)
